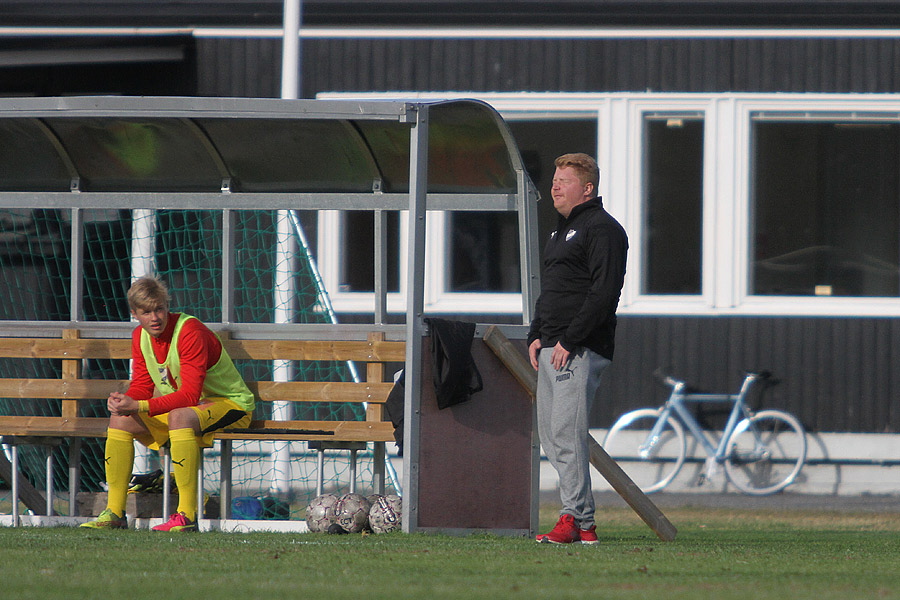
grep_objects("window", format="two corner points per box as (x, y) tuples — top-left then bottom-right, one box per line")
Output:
(505, 117), (598, 251)
(339, 211), (400, 294)
(643, 115), (704, 295)
(315, 99), (598, 315)
(319, 91), (900, 317)
(448, 211), (520, 293)
(751, 120), (900, 297)
(318, 209), (407, 314)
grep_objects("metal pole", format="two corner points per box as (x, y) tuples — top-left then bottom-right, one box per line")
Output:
(268, 0), (303, 495)
(271, 211), (296, 495)
(11, 445), (19, 527)
(401, 105), (429, 533)
(281, 0), (302, 100)
(45, 447), (53, 517)
(131, 209), (156, 475)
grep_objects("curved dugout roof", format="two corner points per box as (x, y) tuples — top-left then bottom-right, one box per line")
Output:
(0, 96), (529, 202)
(0, 96), (541, 327)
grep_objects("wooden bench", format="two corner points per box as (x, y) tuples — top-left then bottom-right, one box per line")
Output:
(0, 329), (403, 522)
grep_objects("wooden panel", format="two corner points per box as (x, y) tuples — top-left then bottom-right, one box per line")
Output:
(365, 332), (386, 421)
(250, 381), (393, 403)
(216, 420), (394, 442)
(0, 337), (405, 362)
(0, 379), (393, 404)
(0, 416), (394, 442)
(223, 339), (406, 362)
(61, 329), (81, 420)
(0, 416), (109, 437)
(0, 338), (131, 359)
(0, 379), (129, 400)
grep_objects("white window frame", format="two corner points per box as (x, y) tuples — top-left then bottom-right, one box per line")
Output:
(731, 95), (900, 317)
(317, 209), (408, 314)
(318, 208), (526, 314)
(602, 96), (717, 315)
(316, 92), (601, 315)
(319, 90), (900, 318)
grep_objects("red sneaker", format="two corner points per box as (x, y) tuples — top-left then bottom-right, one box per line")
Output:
(152, 512), (197, 532)
(579, 524), (599, 545)
(536, 514), (579, 544)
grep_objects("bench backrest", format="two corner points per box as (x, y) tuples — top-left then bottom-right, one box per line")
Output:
(0, 329), (405, 436)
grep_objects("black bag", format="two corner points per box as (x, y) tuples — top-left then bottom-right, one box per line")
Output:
(384, 370), (405, 455)
(425, 318), (483, 409)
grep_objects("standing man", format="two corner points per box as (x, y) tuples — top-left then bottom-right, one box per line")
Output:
(81, 275), (255, 532)
(528, 153), (628, 544)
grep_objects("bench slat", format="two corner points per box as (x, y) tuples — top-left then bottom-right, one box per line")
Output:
(251, 381), (393, 403)
(0, 338), (132, 359)
(0, 379), (129, 400)
(0, 417), (395, 443)
(216, 419), (395, 442)
(0, 379), (393, 403)
(0, 338), (405, 362)
(0, 416), (109, 437)
(224, 339), (406, 362)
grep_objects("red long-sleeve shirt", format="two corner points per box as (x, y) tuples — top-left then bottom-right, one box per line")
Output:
(125, 313), (223, 416)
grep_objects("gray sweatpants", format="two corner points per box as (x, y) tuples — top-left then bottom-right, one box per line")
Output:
(536, 346), (611, 529)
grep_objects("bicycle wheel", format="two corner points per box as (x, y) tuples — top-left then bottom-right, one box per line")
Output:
(603, 408), (686, 493)
(723, 410), (807, 495)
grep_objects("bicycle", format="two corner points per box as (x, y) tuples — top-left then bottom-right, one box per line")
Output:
(603, 371), (807, 495)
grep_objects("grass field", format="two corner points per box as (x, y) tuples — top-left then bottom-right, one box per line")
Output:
(2, 503), (900, 600)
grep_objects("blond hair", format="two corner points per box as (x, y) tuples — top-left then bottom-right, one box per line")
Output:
(554, 153), (600, 190)
(127, 276), (170, 312)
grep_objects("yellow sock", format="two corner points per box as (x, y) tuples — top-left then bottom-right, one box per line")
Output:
(104, 428), (134, 516)
(169, 427), (200, 521)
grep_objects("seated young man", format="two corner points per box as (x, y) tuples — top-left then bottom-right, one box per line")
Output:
(81, 275), (255, 532)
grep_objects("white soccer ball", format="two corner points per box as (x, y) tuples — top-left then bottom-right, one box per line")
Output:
(305, 493), (338, 533)
(333, 493), (371, 533)
(368, 494), (402, 534)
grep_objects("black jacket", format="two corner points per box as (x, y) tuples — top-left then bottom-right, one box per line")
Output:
(527, 197), (628, 360)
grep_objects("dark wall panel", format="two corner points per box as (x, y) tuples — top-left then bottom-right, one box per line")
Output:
(9, 1), (900, 29)
(196, 37), (281, 98)
(596, 316), (900, 435)
(190, 37), (900, 96)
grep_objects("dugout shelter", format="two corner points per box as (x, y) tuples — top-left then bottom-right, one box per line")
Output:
(0, 96), (541, 535)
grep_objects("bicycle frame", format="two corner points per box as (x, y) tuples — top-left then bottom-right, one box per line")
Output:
(607, 369), (806, 494)
(640, 374), (760, 468)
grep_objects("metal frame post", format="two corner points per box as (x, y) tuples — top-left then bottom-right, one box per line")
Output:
(401, 105), (429, 533)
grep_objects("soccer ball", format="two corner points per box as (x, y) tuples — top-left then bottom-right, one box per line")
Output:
(305, 493), (338, 533)
(368, 494), (402, 534)
(333, 493), (371, 533)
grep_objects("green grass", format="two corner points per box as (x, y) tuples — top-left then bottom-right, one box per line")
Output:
(2, 505), (900, 600)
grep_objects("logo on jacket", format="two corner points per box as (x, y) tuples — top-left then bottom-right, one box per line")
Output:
(566, 229), (577, 241)
(158, 366), (169, 387)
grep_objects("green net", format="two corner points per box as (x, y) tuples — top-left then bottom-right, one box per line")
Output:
(0, 208), (397, 519)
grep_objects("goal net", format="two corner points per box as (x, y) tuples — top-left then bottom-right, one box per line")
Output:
(0, 207), (398, 519)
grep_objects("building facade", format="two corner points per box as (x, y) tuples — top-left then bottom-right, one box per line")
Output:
(3, 1), (900, 432)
